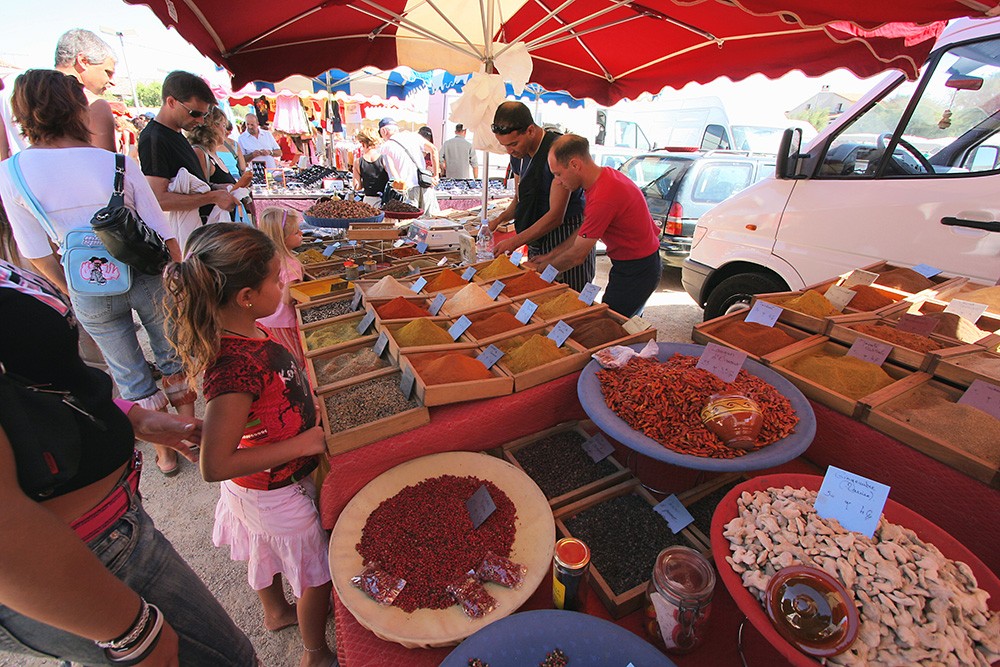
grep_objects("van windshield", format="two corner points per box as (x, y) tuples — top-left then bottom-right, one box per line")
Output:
(619, 156), (692, 196)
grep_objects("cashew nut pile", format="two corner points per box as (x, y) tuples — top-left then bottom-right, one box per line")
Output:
(724, 486), (1000, 666)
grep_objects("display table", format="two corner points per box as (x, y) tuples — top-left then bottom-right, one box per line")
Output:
(320, 373), (1000, 667)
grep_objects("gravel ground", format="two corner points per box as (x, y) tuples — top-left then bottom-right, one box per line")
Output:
(0, 257), (700, 667)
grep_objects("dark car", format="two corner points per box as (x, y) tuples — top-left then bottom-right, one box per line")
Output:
(618, 150), (776, 267)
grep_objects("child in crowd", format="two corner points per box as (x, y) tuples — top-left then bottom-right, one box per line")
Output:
(256, 207), (306, 367)
(163, 224), (334, 667)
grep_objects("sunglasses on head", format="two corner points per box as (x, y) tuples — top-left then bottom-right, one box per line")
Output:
(491, 123), (524, 135)
(177, 99), (208, 119)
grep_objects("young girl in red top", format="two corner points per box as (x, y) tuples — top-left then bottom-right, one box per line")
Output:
(256, 206), (306, 367)
(164, 223), (334, 667)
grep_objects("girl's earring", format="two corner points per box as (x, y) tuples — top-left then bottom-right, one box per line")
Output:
(246, 303), (253, 308)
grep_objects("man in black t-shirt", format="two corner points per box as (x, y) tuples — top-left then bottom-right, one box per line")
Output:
(138, 71), (235, 241)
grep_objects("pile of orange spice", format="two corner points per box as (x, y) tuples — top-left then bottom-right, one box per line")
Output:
(425, 269), (467, 292)
(711, 320), (796, 356)
(468, 312), (524, 339)
(375, 297), (431, 319)
(411, 353), (494, 385)
(501, 272), (551, 297)
(394, 318), (454, 347)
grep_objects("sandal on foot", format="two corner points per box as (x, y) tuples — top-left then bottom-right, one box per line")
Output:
(155, 454), (180, 477)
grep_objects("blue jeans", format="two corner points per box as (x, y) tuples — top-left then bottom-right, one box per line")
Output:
(69, 273), (181, 401)
(0, 496), (256, 666)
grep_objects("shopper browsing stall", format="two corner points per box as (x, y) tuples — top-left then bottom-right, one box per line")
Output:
(489, 102), (594, 292)
(238, 113), (281, 169)
(527, 134), (661, 317)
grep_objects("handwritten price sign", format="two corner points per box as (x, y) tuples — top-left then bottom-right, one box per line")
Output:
(814, 466), (890, 538)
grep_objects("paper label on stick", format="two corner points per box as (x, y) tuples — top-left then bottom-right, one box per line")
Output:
(428, 293), (446, 316)
(842, 269), (879, 289)
(476, 345), (503, 370)
(348, 240), (358, 246)
(944, 299), (988, 323)
(448, 315), (472, 340)
(695, 343), (747, 383)
(416, 242), (428, 254)
(515, 300), (538, 324)
(322, 244), (338, 257)
(486, 281), (505, 300)
(653, 495), (695, 533)
(540, 265), (559, 283)
(356, 310), (376, 334)
(824, 285), (857, 312)
(374, 331), (389, 357)
(911, 263), (942, 278)
(846, 336), (892, 366)
(399, 366), (416, 399)
(622, 316), (652, 334)
(351, 286), (363, 311)
(744, 300), (782, 327)
(895, 313), (937, 337)
(393, 239), (406, 248)
(510, 250), (523, 265)
(437, 256), (448, 267)
(547, 320), (573, 347)
(578, 283), (600, 305)
(461, 266), (477, 282)
(957, 379), (1000, 420)
(466, 485), (497, 529)
(410, 277), (427, 293)
(814, 466), (890, 538)
(580, 433), (615, 463)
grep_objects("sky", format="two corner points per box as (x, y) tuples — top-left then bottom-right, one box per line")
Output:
(0, 0), (885, 115)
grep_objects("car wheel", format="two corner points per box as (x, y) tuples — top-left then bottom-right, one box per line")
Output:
(703, 272), (788, 321)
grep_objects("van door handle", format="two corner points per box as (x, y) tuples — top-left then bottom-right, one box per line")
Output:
(940, 216), (1000, 233)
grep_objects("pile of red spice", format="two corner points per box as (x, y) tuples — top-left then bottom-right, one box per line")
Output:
(501, 272), (552, 297)
(847, 284), (897, 311)
(597, 354), (798, 458)
(411, 353), (494, 384)
(711, 319), (797, 356)
(375, 296), (432, 319)
(468, 311), (525, 339)
(356, 475), (517, 611)
(425, 269), (468, 292)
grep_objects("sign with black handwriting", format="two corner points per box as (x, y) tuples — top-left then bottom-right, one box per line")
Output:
(428, 293), (447, 316)
(581, 433), (615, 463)
(814, 465), (889, 538)
(547, 320), (573, 348)
(448, 315), (472, 340)
(476, 345), (503, 370)
(695, 343), (746, 383)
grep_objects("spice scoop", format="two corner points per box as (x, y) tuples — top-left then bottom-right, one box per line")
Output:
(699, 393), (762, 450)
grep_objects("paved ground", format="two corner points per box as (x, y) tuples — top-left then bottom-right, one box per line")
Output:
(0, 258), (702, 667)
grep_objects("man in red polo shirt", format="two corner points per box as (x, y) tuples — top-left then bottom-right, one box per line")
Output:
(526, 133), (661, 317)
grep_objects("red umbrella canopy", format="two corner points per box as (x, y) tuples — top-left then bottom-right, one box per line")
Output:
(128, 0), (994, 105)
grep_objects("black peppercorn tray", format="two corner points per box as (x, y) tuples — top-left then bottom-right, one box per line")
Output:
(502, 420), (632, 510)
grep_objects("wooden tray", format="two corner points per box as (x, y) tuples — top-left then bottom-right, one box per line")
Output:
(469, 257), (526, 284)
(880, 297), (1000, 348)
(289, 276), (352, 303)
(306, 337), (394, 394)
(491, 324), (590, 392)
(939, 278), (1000, 318)
(460, 302), (533, 346)
(329, 451), (554, 648)
(501, 420), (632, 509)
(692, 309), (820, 362)
(805, 260), (965, 300)
(318, 367), (430, 456)
(294, 292), (357, 329)
(399, 347), (513, 407)
(825, 314), (950, 371)
(300, 311), (376, 357)
(764, 337), (913, 418)
(368, 295), (435, 326)
(439, 287), (513, 319)
(927, 345), (1000, 388)
(506, 284), (604, 325)
(553, 478), (706, 618)
(561, 306), (658, 355)
(382, 318), (478, 358)
(861, 373), (1000, 487)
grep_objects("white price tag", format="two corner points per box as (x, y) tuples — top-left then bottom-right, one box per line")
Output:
(580, 433), (615, 463)
(744, 300), (782, 327)
(846, 336), (893, 366)
(437, 256), (448, 267)
(911, 263), (942, 278)
(486, 281), (505, 300)
(410, 277), (427, 293)
(957, 379), (1000, 420)
(428, 293), (447, 316)
(392, 239), (406, 248)
(895, 313), (937, 336)
(461, 266), (477, 282)
(578, 283), (600, 306)
(824, 285), (857, 312)
(653, 495), (695, 533)
(515, 300), (538, 324)
(841, 269), (879, 289)
(510, 250), (523, 265)
(622, 316), (652, 334)
(448, 315), (472, 340)
(466, 485), (497, 529)
(540, 265), (559, 283)
(695, 343), (747, 383)
(416, 242), (429, 254)
(547, 321), (573, 347)
(356, 310), (376, 334)
(814, 466), (890, 538)
(476, 345), (504, 370)
(399, 366), (416, 398)
(944, 299), (988, 323)
(374, 331), (389, 357)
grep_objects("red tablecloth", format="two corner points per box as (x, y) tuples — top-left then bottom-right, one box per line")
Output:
(320, 374), (1000, 667)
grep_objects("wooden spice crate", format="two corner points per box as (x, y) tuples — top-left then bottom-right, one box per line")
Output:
(381, 318), (478, 358)
(300, 310), (377, 358)
(500, 278), (566, 302)
(926, 345), (1000, 389)
(398, 347), (513, 407)
(346, 226), (401, 241)
(861, 373), (999, 488)
(500, 420), (633, 510)
(880, 297), (1000, 348)
(459, 302), (533, 346)
(553, 478), (707, 618)
(468, 257), (527, 284)
(692, 309), (821, 363)
(764, 337), (913, 418)
(505, 284), (604, 325)
(319, 367), (431, 457)
(938, 279), (1000, 318)
(294, 292), (357, 330)
(749, 291), (830, 334)
(439, 288), (513, 319)
(825, 314), (951, 371)
(306, 337), (395, 394)
(367, 295), (435, 326)
(354, 277), (418, 300)
(805, 261), (965, 299)
(289, 276), (352, 303)
(562, 305), (658, 354)
(491, 323), (590, 392)
(302, 261), (346, 280)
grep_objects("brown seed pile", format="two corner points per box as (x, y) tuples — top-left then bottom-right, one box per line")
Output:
(324, 375), (419, 431)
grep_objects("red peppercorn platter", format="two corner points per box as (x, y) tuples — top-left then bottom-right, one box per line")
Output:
(577, 342), (816, 472)
(329, 451), (555, 648)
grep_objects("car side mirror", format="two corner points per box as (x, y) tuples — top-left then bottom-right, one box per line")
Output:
(776, 128), (803, 179)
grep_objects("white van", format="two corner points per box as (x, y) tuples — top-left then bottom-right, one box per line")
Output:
(683, 18), (1000, 320)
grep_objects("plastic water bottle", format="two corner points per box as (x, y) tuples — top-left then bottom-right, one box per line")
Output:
(476, 221), (494, 262)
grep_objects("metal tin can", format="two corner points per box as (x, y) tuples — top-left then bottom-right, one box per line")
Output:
(552, 537), (590, 611)
(644, 546), (715, 653)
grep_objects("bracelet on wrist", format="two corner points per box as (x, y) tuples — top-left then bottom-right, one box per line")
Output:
(104, 604), (164, 666)
(94, 598), (149, 650)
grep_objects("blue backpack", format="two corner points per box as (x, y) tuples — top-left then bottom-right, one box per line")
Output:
(7, 153), (132, 296)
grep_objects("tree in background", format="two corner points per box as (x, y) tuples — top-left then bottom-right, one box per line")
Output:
(136, 81), (162, 108)
(789, 108), (830, 132)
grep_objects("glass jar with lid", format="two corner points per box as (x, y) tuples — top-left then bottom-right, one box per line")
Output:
(552, 537), (590, 611)
(644, 545), (716, 653)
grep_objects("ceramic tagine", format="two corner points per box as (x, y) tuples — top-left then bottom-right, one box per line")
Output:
(699, 393), (763, 450)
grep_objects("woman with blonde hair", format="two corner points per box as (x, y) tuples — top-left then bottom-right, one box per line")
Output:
(255, 206), (306, 366)
(352, 127), (391, 206)
(186, 107), (252, 223)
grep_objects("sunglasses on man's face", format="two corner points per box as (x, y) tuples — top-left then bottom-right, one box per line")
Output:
(491, 123), (524, 135)
(177, 99), (208, 119)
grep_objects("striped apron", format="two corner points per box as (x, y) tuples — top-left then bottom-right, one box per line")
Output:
(529, 213), (595, 292)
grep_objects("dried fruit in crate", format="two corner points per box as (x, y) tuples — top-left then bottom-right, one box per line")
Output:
(306, 199), (381, 219)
